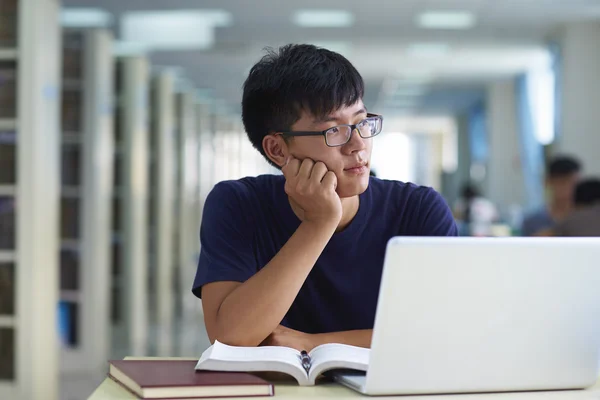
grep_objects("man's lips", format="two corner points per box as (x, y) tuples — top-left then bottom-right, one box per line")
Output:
(344, 161), (368, 171)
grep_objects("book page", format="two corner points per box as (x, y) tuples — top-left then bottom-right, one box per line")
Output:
(307, 343), (369, 384)
(195, 340), (310, 385)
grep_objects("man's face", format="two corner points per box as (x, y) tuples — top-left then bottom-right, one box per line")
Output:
(286, 101), (373, 198)
(547, 173), (580, 204)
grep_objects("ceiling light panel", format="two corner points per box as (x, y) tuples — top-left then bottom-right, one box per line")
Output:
(293, 10), (355, 27)
(61, 8), (113, 28)
(121, 10), (232, 51)
(417, 11), (476, 29)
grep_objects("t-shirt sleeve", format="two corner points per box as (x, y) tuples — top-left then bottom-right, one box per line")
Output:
(416, 188), (459, 236)
(192, 181), (257, 299)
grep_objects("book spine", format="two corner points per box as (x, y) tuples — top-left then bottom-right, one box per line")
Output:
(107, 374), (275, 399)
(107, 374), (143, 399)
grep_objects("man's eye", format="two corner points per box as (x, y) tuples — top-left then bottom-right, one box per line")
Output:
(327, 127), (340, 134)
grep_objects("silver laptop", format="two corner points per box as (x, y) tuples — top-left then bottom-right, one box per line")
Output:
(334, 237), (600, 395)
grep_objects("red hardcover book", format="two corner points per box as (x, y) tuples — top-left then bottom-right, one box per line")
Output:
(108, 360), (274, 399)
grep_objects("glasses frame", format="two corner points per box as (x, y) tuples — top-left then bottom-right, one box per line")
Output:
(277, 113), (383, 147)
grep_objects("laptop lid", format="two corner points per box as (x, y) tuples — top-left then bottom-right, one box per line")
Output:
(364, 237), (600, 395)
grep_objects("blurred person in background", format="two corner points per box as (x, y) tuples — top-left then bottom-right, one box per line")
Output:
(193, 44), (457, 353)
(521, 155), (582, 236)
(550, 178), (600, 237)
(453, 182), (499, 236)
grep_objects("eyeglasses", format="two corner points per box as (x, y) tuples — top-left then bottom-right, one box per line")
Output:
(278, 113), (383, 147)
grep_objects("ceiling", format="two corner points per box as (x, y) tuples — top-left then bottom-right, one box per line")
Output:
(62, 0), (600, 116)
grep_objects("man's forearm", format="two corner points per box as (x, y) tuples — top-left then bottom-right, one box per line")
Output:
(312, 329), (373, 349)
(214, 220), (337, 347)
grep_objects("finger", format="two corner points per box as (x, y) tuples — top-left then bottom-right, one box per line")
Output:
(310, 161), (328, 182)
(282, 156), (300, 178)
(322, 171), (338, 191)
(298, 158), (315, 179)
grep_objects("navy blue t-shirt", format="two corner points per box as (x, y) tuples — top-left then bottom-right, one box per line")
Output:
(192, 174), (457, 334)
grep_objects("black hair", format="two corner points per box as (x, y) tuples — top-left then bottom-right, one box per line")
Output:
(574, 178), (600, 207)
(546, 155), (582, 178)
(241, 44), (365, 167)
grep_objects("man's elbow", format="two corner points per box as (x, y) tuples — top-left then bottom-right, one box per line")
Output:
(207, 320), (265, 348)
(210, 330), (263, 348)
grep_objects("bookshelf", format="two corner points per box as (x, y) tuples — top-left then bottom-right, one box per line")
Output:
(0, 119), (16, 130)
(0, 49), (17, 59)
(0, 0), (61, 399)
(59, 28), (114, 376)
(213, 114), (244, 182)
(148, 71), (176, 356)
(173, 99), (214, 356)
(111, 55), (150, 359)
(173, 91), (200, 355)
(196, 101), (215, 214)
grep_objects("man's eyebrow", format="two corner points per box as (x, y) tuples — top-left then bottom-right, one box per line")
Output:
(312, 108), (368, 124)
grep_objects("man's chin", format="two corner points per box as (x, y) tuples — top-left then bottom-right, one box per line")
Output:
(336, 179), (370, 198)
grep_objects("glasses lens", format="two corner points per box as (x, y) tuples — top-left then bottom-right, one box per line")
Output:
(325, 125), (351, 146)
(358, 117), (382, 138)
(324, 117), (382, 146)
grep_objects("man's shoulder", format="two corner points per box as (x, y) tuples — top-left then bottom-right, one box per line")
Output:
(201, 174), (286, 230)
(369, 177), (441, 204)
(368, 177), (456, 235)
(208, 174), (284, 200)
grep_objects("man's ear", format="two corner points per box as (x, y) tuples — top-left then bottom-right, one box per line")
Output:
(263, 134), (288, 168)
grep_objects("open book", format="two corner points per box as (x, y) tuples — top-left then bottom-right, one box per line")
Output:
(195, 340), (369, 386)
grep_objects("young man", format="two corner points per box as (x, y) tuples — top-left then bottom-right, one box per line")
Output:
(521, 156), (582, 236)
(192, 44), (457, 352)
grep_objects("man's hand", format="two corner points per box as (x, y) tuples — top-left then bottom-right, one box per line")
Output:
(260, 325), (316, 352)
(260, 325), (373, 352)
(282, 156), (343, 227)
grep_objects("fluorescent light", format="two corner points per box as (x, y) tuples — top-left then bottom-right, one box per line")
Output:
(113, 41), (149, 56)
(200, 10), (234, 27)
(61, 8), (113, 28)
(527, 67), (555, 145)
(293, 10), (354, 27)
(417, 11), (476, 29)
(121, 10), (232, 51)
(406, 43), (450, 58)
